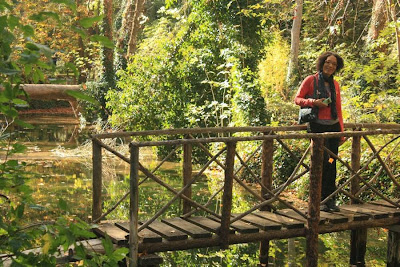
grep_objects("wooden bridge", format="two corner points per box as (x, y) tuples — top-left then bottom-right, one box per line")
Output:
(90, 123), (400, 267)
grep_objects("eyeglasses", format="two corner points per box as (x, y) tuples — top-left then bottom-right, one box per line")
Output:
(324, 60), (337, 67)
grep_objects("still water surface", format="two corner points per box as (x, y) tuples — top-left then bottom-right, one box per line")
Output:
(13, 115), (388, 266)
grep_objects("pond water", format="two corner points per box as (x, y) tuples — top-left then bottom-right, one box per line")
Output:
(6, 114), (388, 266)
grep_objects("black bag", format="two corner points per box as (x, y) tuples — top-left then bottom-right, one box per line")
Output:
(298, 77), (318, 124)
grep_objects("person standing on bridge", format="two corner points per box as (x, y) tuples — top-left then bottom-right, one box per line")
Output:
(294, 51), (345, 212)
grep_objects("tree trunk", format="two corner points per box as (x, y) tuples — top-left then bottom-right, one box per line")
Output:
(386, 0), (400, 62)
(367, 0), (387, 42)
(286, 0), (303, 97)
(127, 0), (146, 57)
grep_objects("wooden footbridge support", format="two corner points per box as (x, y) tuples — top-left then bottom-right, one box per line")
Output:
(91, 124), (400, 266)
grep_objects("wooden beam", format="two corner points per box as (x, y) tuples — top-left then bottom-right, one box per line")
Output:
(219, 142), (236, 249)
(306, 138), (324, 267)
(129, 145), (139, 267)
(92, 139), (102, 221)
(182, 141), (192, 215)
(259, 136), (274, 265)
(350, 133), (367, 266)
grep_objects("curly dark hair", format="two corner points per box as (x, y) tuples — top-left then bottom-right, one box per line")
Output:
(316, 51), (344, 74)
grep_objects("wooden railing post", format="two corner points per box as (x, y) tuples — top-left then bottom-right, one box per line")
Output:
(220, 141), (236, 249)
(387, 225), (400, 267)
(183, 139), (193, 215)
(259, 135), (274, 265)
(350, 132), (367, 266)
(92, 139), (102, 221)
(129, 144), (139, 267)
(306, 137), (324, 267)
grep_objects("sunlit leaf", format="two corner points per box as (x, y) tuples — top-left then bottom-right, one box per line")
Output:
(66, 90), (101, 106)
(90, 35), (114, 48)
(42, 233), (52, 254)
(79, 15), (103, 29)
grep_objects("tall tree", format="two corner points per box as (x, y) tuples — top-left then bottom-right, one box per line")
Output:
(286, 0), (303, 94)
(127, 0), (146, 57)
(387, 0), (400, 62)
(367, 0), (388, 42)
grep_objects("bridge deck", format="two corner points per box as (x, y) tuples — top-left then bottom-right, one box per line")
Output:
(93, 201), (400, 253)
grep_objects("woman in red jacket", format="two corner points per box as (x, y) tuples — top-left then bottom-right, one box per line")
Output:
(294, 51), (345, 212)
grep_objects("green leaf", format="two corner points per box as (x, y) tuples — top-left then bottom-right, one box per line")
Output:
(16, 204), (24, 218)
(25, 64), (32, 76)
(26, 42), (40, 51)
(58, 198), (68, 211)
(12, 98), (28, 106)
(65, 90), (101, 106)
(50, 0), (76, 12)
(72, 26), (87, 39)
(29, 12), (60, 23)
(101, 235), (114, 256)
(6, 160), (18, 167)
(0, 67), (20, 75)
(21, 25), (34, 37)
(112, 247), (129, 262)
(11, 143), (27, 153)
(79, 15), (103, 29)
(90, 35), (114, 49)
(8, 15), (20, 30)
(14, 119), (34, 129)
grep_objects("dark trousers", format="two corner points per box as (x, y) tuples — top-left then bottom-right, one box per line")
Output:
(309, 122), (341, 201)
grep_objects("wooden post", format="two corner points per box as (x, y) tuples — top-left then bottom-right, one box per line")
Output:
(182, 141), (193, 215)
(387, 225), (400, 267)
(306, 138), (324, 267)
(220, 142), (236, 249)
(92, 139), (102, 221)
(259, 137), (274, 265)
(129, 145), (139, 267)
(350, 134), (367, 266)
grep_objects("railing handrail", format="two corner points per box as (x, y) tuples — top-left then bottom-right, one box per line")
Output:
(91, 123), (400, 140)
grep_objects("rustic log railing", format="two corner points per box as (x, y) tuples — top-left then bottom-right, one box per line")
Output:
(91, 123), (400, 267)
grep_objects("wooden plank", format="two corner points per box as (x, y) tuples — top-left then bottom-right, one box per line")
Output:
(339, 204), (389, 219)
(237, 214), (282, 231)
(370, 199), (400, 209)
(207, 215), (259, 234)
(254, 211), (305, 229)
(184, 216), (235, 234)
(275, 209), (326, 225)
(161, 218), (213, 238)
(319, 211), (349, 224)
(93, 223), (127, 245)
(146, 221), (188, 241)
(331, 208), (370, 221)
(116, 222), (163, 243)
(361, 203), (400, 217)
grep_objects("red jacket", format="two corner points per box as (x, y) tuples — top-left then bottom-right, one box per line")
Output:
(294, 73), (344, 133)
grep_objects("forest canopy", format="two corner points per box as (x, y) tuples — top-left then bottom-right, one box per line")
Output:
(2, 0), (400, 128)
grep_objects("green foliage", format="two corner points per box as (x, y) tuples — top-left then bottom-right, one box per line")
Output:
(107, 0), (269, 133)
(0, 1), (127, 265)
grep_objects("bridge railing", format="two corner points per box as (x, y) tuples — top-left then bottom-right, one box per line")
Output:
(91, 123), (400, 266)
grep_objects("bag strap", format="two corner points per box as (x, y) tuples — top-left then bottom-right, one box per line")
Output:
(312, 76), (319, 113)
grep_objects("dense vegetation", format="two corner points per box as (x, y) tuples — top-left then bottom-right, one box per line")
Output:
(1, 0), (399, 265)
